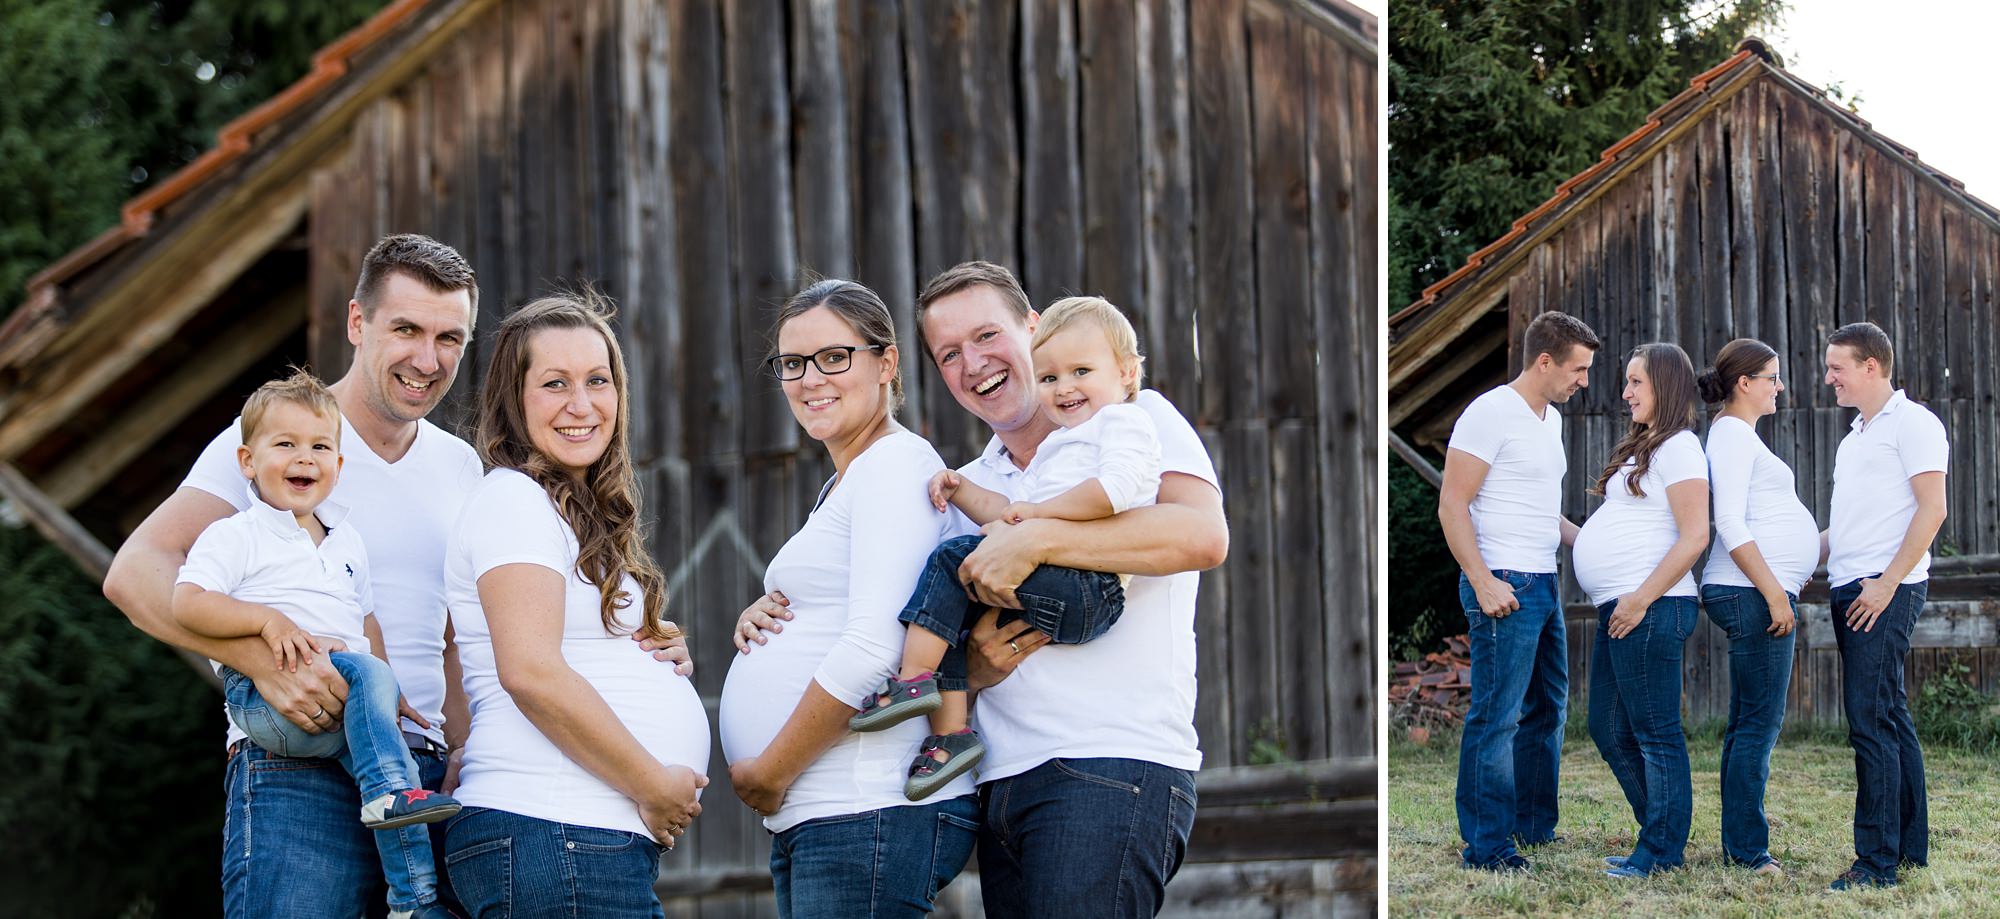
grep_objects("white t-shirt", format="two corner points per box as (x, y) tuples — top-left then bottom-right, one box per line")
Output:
(445, 469), (711, 836)
(1572, 430), (1708, 607)
(1016, 402), (1161, 513)
(183, 415), (484, 745)
(1828, 390), (1950, 588)
(1445, 385), (1567, 574)
(950, 389), (1219, 782)
(1700, 415), (1820, 593)
(717, 430), (971, 833)
(177, 493), (374, 671)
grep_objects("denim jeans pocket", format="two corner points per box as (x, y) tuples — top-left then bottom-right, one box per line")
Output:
(1052, 758), (1144, 796)
(445, 837), (512, 913)
(565, 824), (646, 853)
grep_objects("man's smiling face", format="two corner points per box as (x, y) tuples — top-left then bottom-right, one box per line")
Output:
(921, 284), (1044, 434)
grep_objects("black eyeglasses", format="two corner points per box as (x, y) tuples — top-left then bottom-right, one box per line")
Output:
(768, 344), (885, 381)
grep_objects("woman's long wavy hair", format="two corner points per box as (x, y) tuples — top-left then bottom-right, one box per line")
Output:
(477, 291), (667, 638)
(1591, 342), (1698, 499)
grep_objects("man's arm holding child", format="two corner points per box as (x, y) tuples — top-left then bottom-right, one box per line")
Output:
(173, 582), (327, 672)
(106, 486), (349, 732)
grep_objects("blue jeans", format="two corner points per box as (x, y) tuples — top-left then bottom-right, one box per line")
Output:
(768, 796), (980, 918)
(1831, 576), (1929, 882)
(221, 652), (440, 912)
(444, 807), (665, 917)
(1454, 570), (1567, 866)
(901, 534), (1125, 691)
(978, 758), (1196, 918)
(1702, 584), (1797, 869)
(1588, 595), (1697, 874)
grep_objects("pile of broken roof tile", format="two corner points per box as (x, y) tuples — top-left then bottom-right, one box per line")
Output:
(1389, 634), (1471, 738)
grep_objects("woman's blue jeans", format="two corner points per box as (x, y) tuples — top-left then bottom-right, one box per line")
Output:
(1454, 570), (1567, 866)
(769, 795), (980, 918)
(1701, 584), (1796, 869)
(1588, 595), (1697, 874)
(444, 807), (667, 918)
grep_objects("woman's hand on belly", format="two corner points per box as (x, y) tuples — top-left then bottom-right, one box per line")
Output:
(637, 764), (708, 849)
(734, 590), (793, 653)
(730, 756), (787, 817)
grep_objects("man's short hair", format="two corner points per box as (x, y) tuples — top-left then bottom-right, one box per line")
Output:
(1828, 321), (1894, 375)
(353, 234), (478, 319)
(914, 261), (1034, 348)
(1521, 311), (1602, 366)
(241, 368), (340, 445)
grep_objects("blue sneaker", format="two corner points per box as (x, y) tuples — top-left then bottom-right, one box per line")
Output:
(1829, 868), (1896, 890)
(1604, 855), (1629, 869)
(360, 788), (462, 830)
(1604, 865), (1648, 879)
(1461, 854), (1531, 873)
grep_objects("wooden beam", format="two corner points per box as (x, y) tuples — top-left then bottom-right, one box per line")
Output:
(0, 186), (309, 462)
(42, 287), (308, 508)
(1388, 430), (1441, 489)
(0, 462), (222, 690)
(1387, 320), (1505, 427)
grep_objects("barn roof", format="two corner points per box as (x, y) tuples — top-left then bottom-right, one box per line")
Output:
(1388, 38), (2000, 405)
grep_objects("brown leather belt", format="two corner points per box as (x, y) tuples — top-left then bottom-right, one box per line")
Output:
(227, 731), (449, 760)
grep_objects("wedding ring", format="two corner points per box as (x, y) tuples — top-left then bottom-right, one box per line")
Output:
(1009, 640), (1021, 654)
(313, 708), (328, 718)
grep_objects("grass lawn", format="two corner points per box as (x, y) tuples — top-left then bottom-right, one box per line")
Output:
(1388, 725), (2000, 917)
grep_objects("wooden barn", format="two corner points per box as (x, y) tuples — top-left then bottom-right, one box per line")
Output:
(1388, 39), (2000, 727)
(0, 0), (1378, 913)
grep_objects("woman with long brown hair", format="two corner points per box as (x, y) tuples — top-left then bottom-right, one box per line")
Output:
(441, 292), (711, 916)
(1697, 338), (1815, 876)
(1571, 342), (1710, 878)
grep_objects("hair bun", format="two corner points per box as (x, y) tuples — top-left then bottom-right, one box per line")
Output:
(1695, 367), (1727, 404)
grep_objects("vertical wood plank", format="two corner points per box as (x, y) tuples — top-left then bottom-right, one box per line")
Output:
(842, 0), (922, 436)
(619, 0), (681, 467)
(1247, 0), (1313, 421)
(724, 0), (801, 458)
(1021, 0), (1083, 304)
(1079, 0), (1145, 324)
(1221, 423), (1276, 767)
(669, 0), (740, 461)
(1136, 0), (1196, 412)
(1190, 0), (1254, 426)
(790, 0), (855, 281)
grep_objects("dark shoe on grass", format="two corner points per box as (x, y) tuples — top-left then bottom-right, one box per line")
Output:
(850, 672), (943, 733)
(1461, 854), (1530, 874)
(1828, 868), (1896, 890)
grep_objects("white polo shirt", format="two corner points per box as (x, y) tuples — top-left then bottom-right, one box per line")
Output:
(1827, 390), (1950, 588)
(176, 492), (374, 747)
(951, 389), (1218, 782)
(1014, 401), (1161, 513)
(182, 414), (485, 745)
(1445, 385), (1567, 574)
(446, 469), (712, 836)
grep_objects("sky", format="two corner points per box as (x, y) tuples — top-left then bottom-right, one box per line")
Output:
(1756, 1), (1995, 200)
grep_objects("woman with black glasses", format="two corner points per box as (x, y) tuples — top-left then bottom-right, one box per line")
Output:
(716, 279), (980, 917)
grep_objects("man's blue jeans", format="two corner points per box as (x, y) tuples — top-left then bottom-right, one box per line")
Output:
(978, 758), (1196, 918)
(1831, 576), (1929, 882)
(1701, 584), (1796, 869)
(902, 534), (1125, 691)
(767, 795), (980, 918)
(444, 807), (666, 917)
(1455, 570), (1567, 866)
(1588, 595), (1697, 874)
(220, 651), (441, 913)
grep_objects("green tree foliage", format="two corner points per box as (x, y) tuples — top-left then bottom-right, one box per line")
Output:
(0, 523), (220, 915)
(0, 0), (387, 322)
(1387, 0), (1782, 655)
(1388, 0), (1786, 311)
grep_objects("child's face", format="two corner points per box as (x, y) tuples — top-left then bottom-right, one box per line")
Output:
(1032, 325), (1137, 428)
(237, 402), (343, 518)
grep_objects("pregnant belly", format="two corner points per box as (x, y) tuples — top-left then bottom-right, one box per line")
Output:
(718, 639), (819, 765)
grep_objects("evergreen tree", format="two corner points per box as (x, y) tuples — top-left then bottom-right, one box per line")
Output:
(0, 0), (386, 322)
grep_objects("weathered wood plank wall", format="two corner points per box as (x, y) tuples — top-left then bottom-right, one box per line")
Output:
(1490, 73), (2000, 724)
(301, 0), (1376, 905)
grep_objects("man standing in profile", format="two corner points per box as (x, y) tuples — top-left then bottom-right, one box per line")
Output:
(1820, 321), (1948, 892)
(1437, 311), (1600, 872)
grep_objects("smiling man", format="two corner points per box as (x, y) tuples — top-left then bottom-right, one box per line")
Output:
(1819, 320), (1949, 892)
(106, 235), (486, 917)
(911, 261), (1228, 919)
